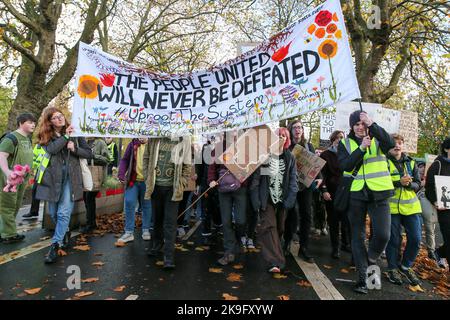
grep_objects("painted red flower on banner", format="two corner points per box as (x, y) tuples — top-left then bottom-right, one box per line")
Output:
(315, 10), (333, 27)
(100, 73), (115, 87)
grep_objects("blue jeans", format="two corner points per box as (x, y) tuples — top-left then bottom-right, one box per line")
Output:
(386, 213), (422, 270)
(48, 178), (74, 246)
(124, 181), (152, 232)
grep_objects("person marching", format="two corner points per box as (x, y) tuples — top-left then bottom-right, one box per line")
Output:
(385, 134), (422, 286)
(338, 110), (395, 294)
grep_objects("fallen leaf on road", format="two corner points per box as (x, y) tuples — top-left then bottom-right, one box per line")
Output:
(232, 264), (244, 270)
(39, 236), (51, 241)
(74, 291), (94, 298)
(273, 273), (287, 279)
(114, 241), (126, 247)
(340, 268), (349, 274)
(277, 295), (290, 300)
(92, 261), (105, 267)
(297, 280), (312, 287)
(208, 268), (223, 273)
(195, 247), (204, 252)
(247, 248), (260, 253)
(105, 298), (117, 300)
(323, 265), (333, 269)
(227, 273), (243, 282)
(409, 285), (425, 293)
(73, 245), (90, 251)
(155, 261), (164, 266)
(57, 249), (67, 256)
(17, 293), (27, 297)
(32, 244), (44, 248)
(113, 286), (126, 292)
(222, 293), (238, 300)
(201, 246), (210, 251)
(82, 278), (99, 283)
(24, 288), (41, 295)
(187, 241), (194, 245)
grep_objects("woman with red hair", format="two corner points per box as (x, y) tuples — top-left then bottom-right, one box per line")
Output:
(248, 127), (298, 273)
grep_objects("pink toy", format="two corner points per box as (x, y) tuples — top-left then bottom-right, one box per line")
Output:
(3, 164), (31, 193)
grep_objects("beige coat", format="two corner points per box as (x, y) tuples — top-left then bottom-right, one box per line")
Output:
(143, 137), (193, 201)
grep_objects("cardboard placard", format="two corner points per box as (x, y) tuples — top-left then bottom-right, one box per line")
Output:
(398, 110), (418, 154)
(218, 125), (281, 183)
(425, 154), (438, 177)
(291, 144), (326, 188)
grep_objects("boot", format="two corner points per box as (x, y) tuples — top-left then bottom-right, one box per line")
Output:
(61, 231), (71, 250)
(45, 243), (59, 264)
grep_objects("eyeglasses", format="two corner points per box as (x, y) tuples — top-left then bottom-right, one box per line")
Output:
(292, 125), (303, 130)
(51, 115), (64, 121)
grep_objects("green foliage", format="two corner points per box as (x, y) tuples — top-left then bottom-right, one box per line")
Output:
(0, 87), (13, 133)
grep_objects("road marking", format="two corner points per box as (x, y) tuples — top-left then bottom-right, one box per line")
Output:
(182, 220), (202, 241)
(125, 295), (139, 300)
(0, 232), (80, 266)
(290, 243), (345, 300)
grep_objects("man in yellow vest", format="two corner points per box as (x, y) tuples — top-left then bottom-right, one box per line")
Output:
(338, 110), (395, 294)
(385, 134), (422, 286)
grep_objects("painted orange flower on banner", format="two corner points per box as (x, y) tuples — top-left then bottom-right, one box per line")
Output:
(78, 75), (100, 99)
(318, 40), (337, 59)
(315, 28), (325, 39)
(326, 23), (338, 34)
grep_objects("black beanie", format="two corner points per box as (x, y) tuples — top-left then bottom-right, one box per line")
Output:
(349, 110), (363, 128)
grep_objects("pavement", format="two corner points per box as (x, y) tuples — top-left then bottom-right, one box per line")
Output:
(0, 206), (448, 301)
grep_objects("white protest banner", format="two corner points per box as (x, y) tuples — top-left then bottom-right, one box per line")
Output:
(72, 0), (360, 138)
(373, 108), (400, 134)
(435, 176), (450, 210)
(425, 154), (438, 176)
(334, 102), (381, 133)
(320, 112), (336, 140)
(291, 144), (326, 188)
(398, 110), (418, 154)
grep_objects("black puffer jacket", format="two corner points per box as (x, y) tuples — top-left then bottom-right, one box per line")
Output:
(36, 136), (92, 202)
(425, 155), (450, 204)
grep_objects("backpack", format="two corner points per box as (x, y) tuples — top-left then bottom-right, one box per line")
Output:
(217, 166), (241, 193)
(0, 132), (20, 165)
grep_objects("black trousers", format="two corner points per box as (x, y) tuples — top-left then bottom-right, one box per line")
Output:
(201, 187), (221, 234)
(29, 182), (41, 215)
(152, 186), (180, 260)
(83, 191), (99, 228)
(177, 191), (192, 227)
(437, 209), (450, 261)
(298, 188), (313, 250)
(325, 193), (350, 250)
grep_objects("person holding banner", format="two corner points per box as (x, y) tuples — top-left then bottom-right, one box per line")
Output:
(144, 136), (192, 270)
(249, 128), (298, 273)
(287, 119), (322, 263)
(35, 107), (92, 264)
(338, 110), (395, 294)
(385, 134), (422, 286)
(425, 138), (450, 270)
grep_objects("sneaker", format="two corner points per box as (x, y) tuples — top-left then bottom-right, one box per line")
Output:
(44, 243), (59, 264)
(386, 269), (403, 285)
(2, 234), (25, 244)
(428, 250), (439, 262)
(22, 212), (38, 219)
(380, 251), (387, 259)
(177, 227), (186, 238)
(217, 253), (235, 266)
(437, 258), (448, 269)
(163, 257), (176, 270)
(399, 267), (421, 286)
(61, 231), (71, 250)
(321, 228), (328, 236)
(298, 248), (314, 263)
(268, 266), (281, 273)
(246, 238), (255, 249)
(142, 229), (151, 241)
(354, 281), (368, 294)
(117, 232), (134, 244)
(240, 236), (247, 249)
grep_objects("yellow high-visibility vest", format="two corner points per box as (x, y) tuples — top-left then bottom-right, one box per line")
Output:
(342, 138), (394, 192)
(388, 159), (422, 215)
(35, 145), (51, 184)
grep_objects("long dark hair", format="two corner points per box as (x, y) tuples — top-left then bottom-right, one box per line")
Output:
(38, 107), (70, 146)
(287, 119), (307, 146)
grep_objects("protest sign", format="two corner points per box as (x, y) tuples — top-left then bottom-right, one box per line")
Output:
(425, 154), (438, 176)
(334, 102), (381, 132)
(398, 110), (418, 154)
(72, 0), (360, 138)
(291, 144), (326, 188)
(435, 176), (450, 210)
(218, 125), (281, 183)
(320, 112), (336, 142)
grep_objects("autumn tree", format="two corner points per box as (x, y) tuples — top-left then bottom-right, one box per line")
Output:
(0, 0), (116, 130)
